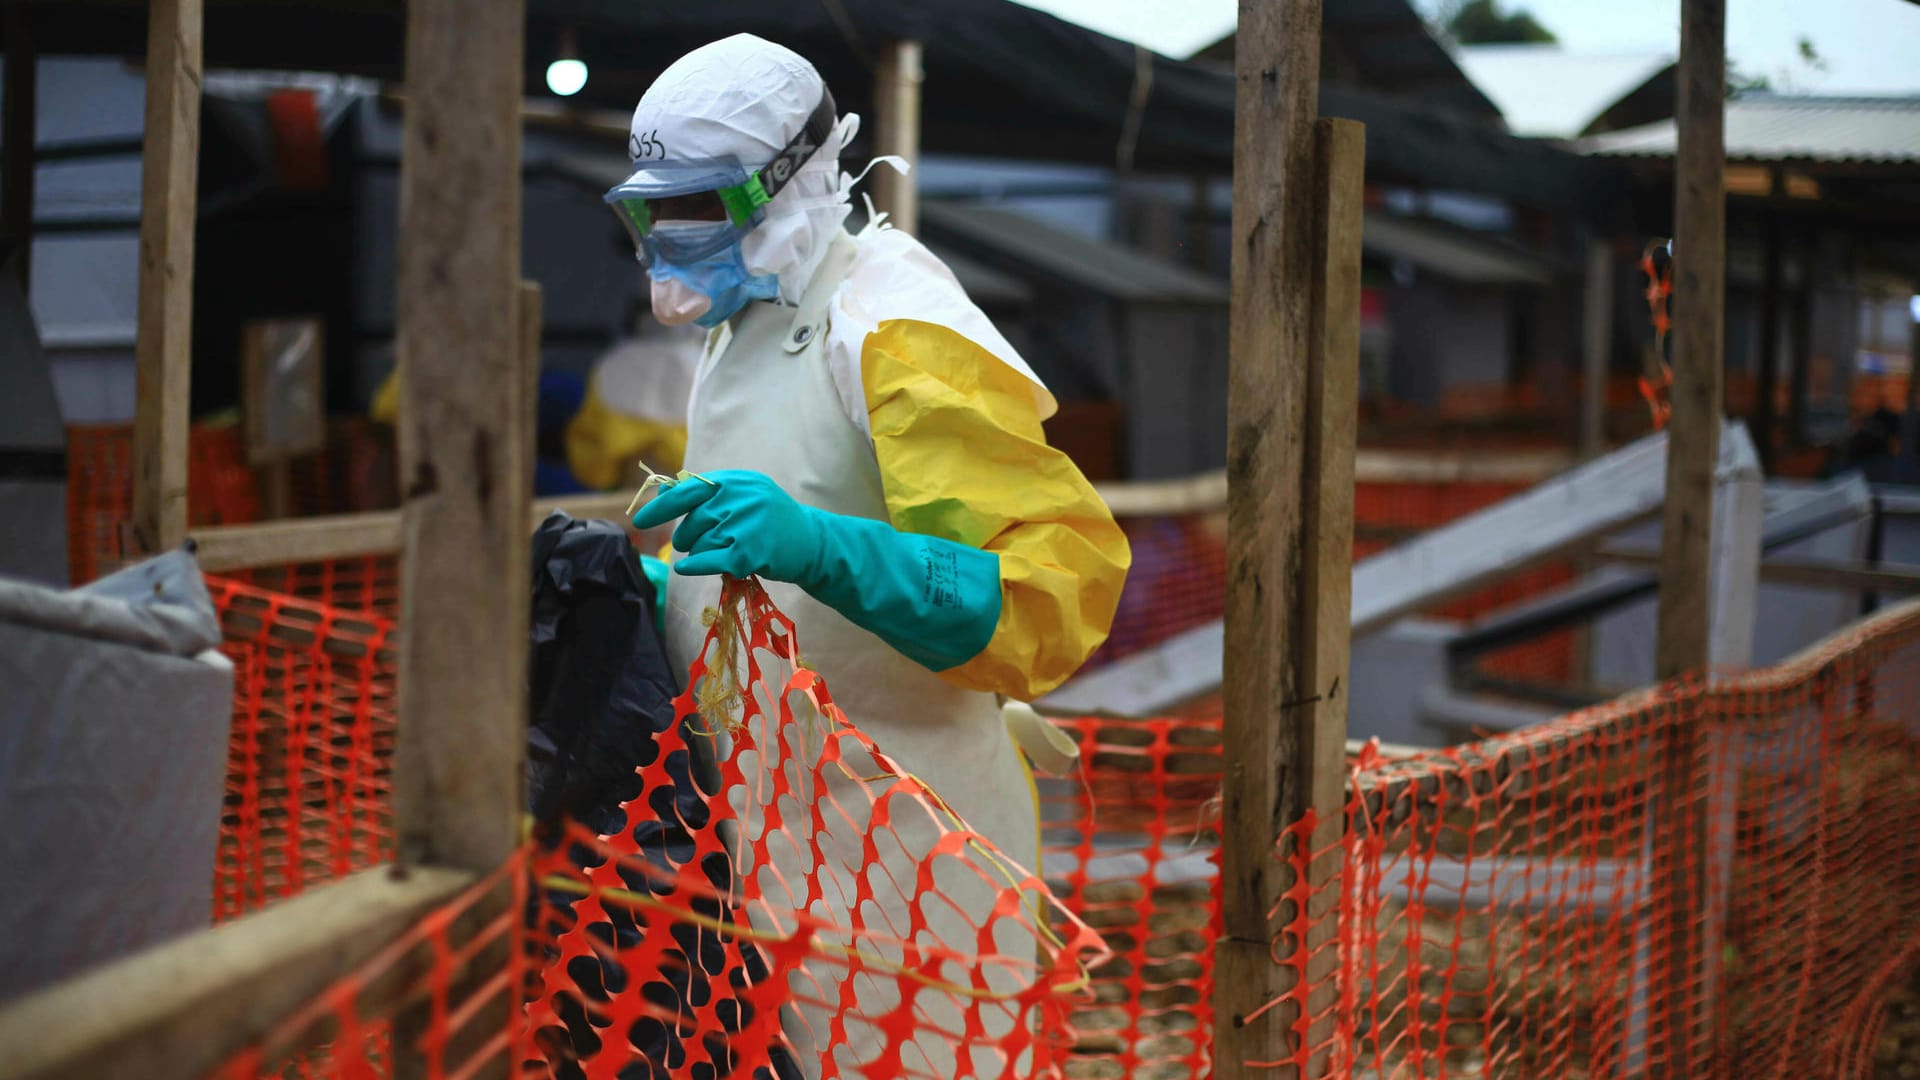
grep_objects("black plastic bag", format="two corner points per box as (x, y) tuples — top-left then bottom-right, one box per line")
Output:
(524, 512), (798, 1080)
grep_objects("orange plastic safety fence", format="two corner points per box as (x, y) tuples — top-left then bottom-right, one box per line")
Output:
(229, 555), (402, 619)
(201, 578), (1109, 1079)
(211, 859), (528, 1080)
(65, 423), (261, 583)
(1229, 598), (1920, 1079)
(1039, 716), (1221, 1079)
(209, 576), (398, 922)
(521, 577), (1108, 1078)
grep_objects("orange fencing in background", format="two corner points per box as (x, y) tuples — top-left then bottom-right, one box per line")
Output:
(1243, 599), (1920, 1079)
(1091, 478), (1573, 686)
(1040, 716), (1222, 1080)
(208, 577), (398, 922)
(66, 424), (260, 584)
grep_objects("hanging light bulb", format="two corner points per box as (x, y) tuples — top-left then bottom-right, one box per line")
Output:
(546, 26), (587, 97)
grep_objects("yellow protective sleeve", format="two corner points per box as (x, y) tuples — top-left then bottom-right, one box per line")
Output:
(861, 318), (1130, 701)
(564, 387), (688, 491)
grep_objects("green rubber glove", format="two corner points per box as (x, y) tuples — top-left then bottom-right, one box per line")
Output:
(632, 469), (1002, 673)
(638, 553), (670, 637)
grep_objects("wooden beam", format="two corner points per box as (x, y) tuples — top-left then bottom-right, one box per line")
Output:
(1215, 0), (1327, 1074)
(1656, 0), (1725, 684)
(0, 866), (474, 1080)
(129, 0), (202, 555)
(3, 4), (36, 287)
(1653, 5), (1724, 1076)
(1294, 114), (1365, 1070)
(871, 40), (921, 235)
(1581, 237), (1613, 459)
(191, 510), (404, 572)
(190, 492), (632, 574)
(391, 0), (528, 874)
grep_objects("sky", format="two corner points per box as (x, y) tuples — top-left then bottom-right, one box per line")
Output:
(1010, 0), (1920, 95)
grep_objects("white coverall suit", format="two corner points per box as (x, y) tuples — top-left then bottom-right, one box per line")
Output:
(616, 34), (1129, 1077)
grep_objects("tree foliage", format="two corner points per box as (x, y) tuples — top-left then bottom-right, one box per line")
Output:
(1440, 0), (1558, 45)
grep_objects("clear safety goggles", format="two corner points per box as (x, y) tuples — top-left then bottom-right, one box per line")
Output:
(605, 88), (838, 267)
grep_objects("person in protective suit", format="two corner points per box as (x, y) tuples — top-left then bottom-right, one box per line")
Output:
(616, 34), (1129, 1075)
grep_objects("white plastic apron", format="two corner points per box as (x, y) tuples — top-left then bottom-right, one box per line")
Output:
(664, 232), (1038, 1076)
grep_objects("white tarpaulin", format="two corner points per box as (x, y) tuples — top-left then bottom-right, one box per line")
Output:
(0, 551), (232, 1002)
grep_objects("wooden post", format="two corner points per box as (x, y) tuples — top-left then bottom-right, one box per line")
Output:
(1581, 236), (1614, 459)
(1787, 231), (1814, 448)
(1652, 2), (1724, 1076)
(129, 0), (202, 555)
(390, 0), (529, 875)
(1215, 0), (1362, 1075)
(1295, 116), (1365, 1073)
(1753, 207), (1783, 472)
(1656, 0), (1725, 684)
(872, 40), (921, 235)
(3, 4), (37, 287)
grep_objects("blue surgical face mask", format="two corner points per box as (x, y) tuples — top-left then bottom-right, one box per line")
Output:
(647, 223), (780, 328)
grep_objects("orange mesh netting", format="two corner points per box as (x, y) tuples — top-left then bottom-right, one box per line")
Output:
(211, 860), (528, 1080)
(206, 578), (1107, 1078)
(1227, 598), (1920, 1079)
(65, 421), (403, 615)
(519, 577), (1108, 1078)
(1039, 716), (1221, 1079)
(66, 423), (260, 583)
(196, 587), (1920, 1078)
(209, 576), (398, 922)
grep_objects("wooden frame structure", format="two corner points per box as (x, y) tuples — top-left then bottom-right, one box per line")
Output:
(1213, 1), (1365, 1076)
(0, 0), (537, 1075)
(8, 0), (1774, 1075)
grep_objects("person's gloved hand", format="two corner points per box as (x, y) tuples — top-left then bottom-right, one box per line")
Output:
(633, 470), (825, 583)
(633, 469), (1003, 673)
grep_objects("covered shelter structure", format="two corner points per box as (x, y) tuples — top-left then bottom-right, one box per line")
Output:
(1583, 94), (1920, 474)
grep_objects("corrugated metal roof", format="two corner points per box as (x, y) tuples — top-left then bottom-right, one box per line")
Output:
(1457, 45), (1674, 139)
(1581, 94), (1920, 164)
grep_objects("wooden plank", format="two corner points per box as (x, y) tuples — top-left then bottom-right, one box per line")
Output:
(2, 4), (35, 287)
(1214, 0), (1325, 1074)
(391, 0), (528, 873)
(1580, 237), (1613, 459)
(1655, 0), (1725, 683)
(192, 510), (404, 571)
(872, 40), (922, 235)
(0, 866), (473, 1080)
(1291, 115), (1365, 1070)
(129, 0), (202, 555)
(190, 492), (637, 574)
(1653, 4), (1724, 1075)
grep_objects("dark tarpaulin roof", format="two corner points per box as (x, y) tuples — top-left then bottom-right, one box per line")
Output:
(7, 0), (1622, 216)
